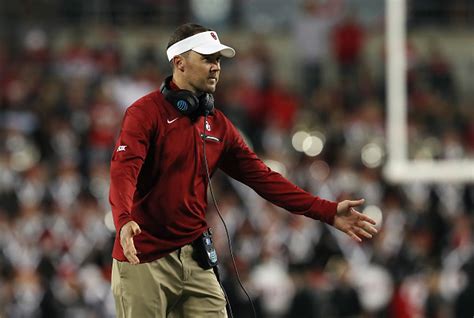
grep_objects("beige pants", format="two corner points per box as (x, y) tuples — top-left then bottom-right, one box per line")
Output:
(111, 244), (228, 318)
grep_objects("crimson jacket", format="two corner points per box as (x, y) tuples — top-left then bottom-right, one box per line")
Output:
(110, 88), (338, 263)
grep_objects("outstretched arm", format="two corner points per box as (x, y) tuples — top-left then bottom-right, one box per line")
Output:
(333, 199), (378, 242)
(219, 118), (338, 224)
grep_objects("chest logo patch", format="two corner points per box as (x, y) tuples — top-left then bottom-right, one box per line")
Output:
(205, 120), (211, 132)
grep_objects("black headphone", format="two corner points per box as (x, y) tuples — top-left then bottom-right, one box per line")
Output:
(160, 76), (214, 118)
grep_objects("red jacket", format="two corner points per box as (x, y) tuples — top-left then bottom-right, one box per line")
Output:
(109, 89), (337, 263)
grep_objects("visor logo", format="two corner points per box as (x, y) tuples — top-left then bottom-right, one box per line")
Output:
(210, 32), (217, 40)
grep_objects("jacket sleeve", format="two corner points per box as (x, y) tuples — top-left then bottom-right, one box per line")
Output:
(219, 118), (337, 224)
(109, 101), (156, 233)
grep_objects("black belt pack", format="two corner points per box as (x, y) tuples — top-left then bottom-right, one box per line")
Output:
(192, 228), (218, 270)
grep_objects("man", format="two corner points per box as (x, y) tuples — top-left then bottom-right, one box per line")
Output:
(110, 23), (378, 318)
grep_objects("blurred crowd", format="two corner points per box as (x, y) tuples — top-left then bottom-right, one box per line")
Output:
(1, 0), (474, 317)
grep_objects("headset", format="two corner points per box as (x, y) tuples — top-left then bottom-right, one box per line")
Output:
(160, 76), (214, 118)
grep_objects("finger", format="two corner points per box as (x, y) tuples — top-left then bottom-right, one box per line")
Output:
(132, 225), (142, 236)
(347, 230), (362, 243)
(129, 253), (140, 264)
(123, 237), (139, 258)
(352, 211), (376, 225)
(366, 224), (378, 235)
(356, 226), (373, 239)
(359, 213), (377, 225)
(126, 237), (137, 254)
(124, 241), (140, 264)
(348, 199), (365, 208)
(125, 252), (140, 265)
(351, 208), (377, 225)
(120, 233), (131, 249)
(357, 219), (378, 234)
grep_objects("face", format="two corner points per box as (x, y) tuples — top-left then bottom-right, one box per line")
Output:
(180, 51), (221, 94)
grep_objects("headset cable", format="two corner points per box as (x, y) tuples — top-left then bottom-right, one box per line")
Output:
(202, 113), (258, 318)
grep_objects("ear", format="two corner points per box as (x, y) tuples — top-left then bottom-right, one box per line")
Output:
(172, 55), (186, 72)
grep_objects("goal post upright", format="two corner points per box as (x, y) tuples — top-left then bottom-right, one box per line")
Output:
(383, 0), (474, 183)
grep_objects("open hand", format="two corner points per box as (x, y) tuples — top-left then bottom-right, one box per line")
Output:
(333, 199), (378, 242)
(120, 221), (142, 264)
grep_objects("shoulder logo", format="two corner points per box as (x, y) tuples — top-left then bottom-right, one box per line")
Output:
(117, 145), (127, 152)
(167, 118), (178, 124)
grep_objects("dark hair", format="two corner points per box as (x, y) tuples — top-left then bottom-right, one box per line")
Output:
(167, 23), (211, 49)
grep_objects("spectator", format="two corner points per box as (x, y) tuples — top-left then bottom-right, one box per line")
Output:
(332, 13), (365, 83)
(294, 0), (343, 96)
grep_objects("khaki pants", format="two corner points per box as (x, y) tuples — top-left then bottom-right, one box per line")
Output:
(111, 244), (228, 318)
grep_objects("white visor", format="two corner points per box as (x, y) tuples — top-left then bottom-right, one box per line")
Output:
(166, 31), (235, 61)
